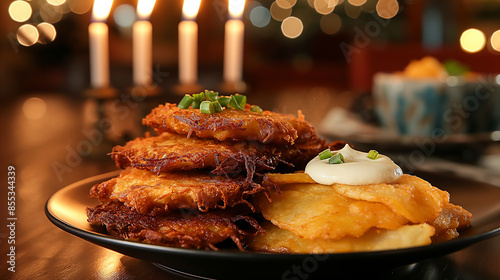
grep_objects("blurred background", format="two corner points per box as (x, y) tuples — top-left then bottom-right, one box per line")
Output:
(2, 0), (500, 174)
(2, 0), (500, 95)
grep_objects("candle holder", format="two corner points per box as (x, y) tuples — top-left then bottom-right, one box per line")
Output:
(172, 83), (204, 95)
(82, 87), (120, 158)
(129, 84), (161, 97)
(220, 80), (247, 94)
(84, 87), (119, 99)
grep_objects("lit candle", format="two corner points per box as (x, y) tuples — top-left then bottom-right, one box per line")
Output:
(223, 0), (245, 84)
(133, 0), (156, 86)
(89, 0), (113, 89)
(179, 0), (201, 85)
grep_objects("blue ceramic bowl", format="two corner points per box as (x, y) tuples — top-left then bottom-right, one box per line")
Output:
(373, 73), (499, 137)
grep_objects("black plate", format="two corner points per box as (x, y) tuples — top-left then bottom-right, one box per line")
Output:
(46, 170), (500, 279)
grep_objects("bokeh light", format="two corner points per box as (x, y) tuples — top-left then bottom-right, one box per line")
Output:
(23, 98), (47, 120)
(281, 16), (303, 39)
(314, 0), (337, 15)
(348, 0), (367, 6)
(17, 24), (39, 47)
(270, 1), (292, 21)
(68, 0), (92, 14)
(113, 4), (136, 28)
(40, 2), (64, 23)
(320, 13), (342, 35)
(47, 0), (67, 7)
(9, 0), (32, 23)
(460, 28), (486, 53)
(276, 0), (297, 9)
(376, 0), (399, 19)
(37, 22), (57, 44)
(345, 1), (362, 18)
(490, 30), (500, 52)
(250, 6), (271, 28)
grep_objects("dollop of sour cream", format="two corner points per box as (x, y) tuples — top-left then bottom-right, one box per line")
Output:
(305, 144), (403, 185)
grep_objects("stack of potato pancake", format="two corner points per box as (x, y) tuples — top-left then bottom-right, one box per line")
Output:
(87, 92), (340, 250)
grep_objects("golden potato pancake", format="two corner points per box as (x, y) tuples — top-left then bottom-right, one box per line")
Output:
(331, 175), (448, 223)
(111, 132), (278, 176)
(87, 202), (263, 250)
(254, 182), (409, 240)
(90, 168), (264, 215)
(110, 132), (344, 178)
(142, 103), (317, 145)
(248, 221), (435, 254)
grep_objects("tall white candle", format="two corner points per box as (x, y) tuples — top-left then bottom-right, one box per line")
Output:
(89, 22), (109, 88)
(178, 21), (198, 85)
(133, 0), (156, 86)
(179, 0), (201, 85)
(133, 21), (152, 86)
(223, 19), (244, 83)
(223, 0), (245, 84)
(89, 0), (113, 89)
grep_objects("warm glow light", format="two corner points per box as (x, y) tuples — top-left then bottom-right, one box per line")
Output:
(320, 13), (341, 35)
(281, 16), (303, 39)
(490, 30), (500, 52)
(137, 0), (156, 19)
(460, 28), (486, 53)
(348, 0), (366, 6)
(345, 2), (362, 18)
(229, 0), (245, 18)
(37, 22), (57, 44)
(23, 98), (47, 120)
(182, 0), (201, 20)
(276, 0), (296, 9)
(17, 24), (39, 46)
(41, 3), (63, 23)
(376, 0), (398, 19)
(270, 1), (291, 21)
(314, 0), (337, 15)
(9, 0), (32, 23)
(69, 0), (92, 14)
(92, 0), (113, 22)
(47, 0), (66, 6)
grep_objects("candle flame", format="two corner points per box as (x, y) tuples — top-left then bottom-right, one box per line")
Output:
(137, 0), (156, 20)
(182, 0), (201, 20)
(92, 0), (113, 22)
(228, 0), (245, 19)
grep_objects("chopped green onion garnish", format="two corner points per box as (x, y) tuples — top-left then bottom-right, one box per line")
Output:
(233, 94), (246, 107)
(205, 90), (219, 101)
(318, 149), (333, 160)
(218, 97), (230, 107)
(367, 150), (379, 160)
(229, 94), (246, 110)
(177, 95), (194, 109)
(212, 100), (223, 113)
(200, 101), (215, 114)
(250, 105), (263, 113)
(191, 92), (205, 109)
(328, 153), (344, 164)
(192, 99), (201, 109)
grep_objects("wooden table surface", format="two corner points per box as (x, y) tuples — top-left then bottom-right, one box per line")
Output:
(1, 92), (499, 280)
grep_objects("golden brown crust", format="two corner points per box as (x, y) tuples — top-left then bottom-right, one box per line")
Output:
(87, 202), (264, 250)
(429, 202), (472, 242)
(110, 132), (346, 177)
(89, 168), (264, 215)
(142, 103), (317, 145)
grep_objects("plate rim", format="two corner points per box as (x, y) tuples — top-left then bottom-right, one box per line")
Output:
(45, 170), (500, 276)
